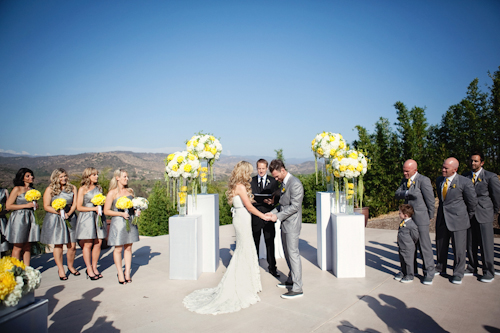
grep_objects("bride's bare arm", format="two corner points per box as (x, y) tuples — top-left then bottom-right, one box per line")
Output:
(234, 184), (270, 221)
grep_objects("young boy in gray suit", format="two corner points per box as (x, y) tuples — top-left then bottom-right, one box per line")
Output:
(395, 204), (419, 283)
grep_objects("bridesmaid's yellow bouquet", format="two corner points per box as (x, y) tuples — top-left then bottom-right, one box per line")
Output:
(52, 198), (71, 229)
(91, 193), (106, 228)
(25, 189), (41, 210)
(116, 196), (133, 232)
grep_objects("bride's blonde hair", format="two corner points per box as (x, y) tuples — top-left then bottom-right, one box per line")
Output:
(226, 161), (254, 206)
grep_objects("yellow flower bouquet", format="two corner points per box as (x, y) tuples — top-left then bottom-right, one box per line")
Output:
(91, 193), (106, 228)
(51, 198), (72, 229)
(25, 189), (41, 211)
(0, 256), (41, 307)
(116, 196), (133, 232)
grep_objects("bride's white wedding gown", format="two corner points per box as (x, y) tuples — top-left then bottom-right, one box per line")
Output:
(183, 195), (262, 315)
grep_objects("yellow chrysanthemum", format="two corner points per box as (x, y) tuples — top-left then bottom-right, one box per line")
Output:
(0, 256), (26, 272)
(115, 197), (133, 210)
(51, 198), (67, 211)
(201, 167), (208, 173)
(356, 163), (364, 172)
(184, 164), (192, 172)
(177, 155), (184, 163)
(349, 152), (358, 159)
(25, 189), (41, 202)
(188, 153), (196, 161)
(0, 271), (16, 301)
(91, 193), (106, 206)
(180, 186), (188, 192)
(167, 154), (175, 161)
(317, 148), (324, 156)
(339, 165), (347, 172)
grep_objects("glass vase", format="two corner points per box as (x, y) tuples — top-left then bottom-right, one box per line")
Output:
(344, 178), (356, 215)
(178, 186), (187, 216)
(325, 159), (334, 192)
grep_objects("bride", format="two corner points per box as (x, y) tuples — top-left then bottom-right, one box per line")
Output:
(183, 161), (272, 315)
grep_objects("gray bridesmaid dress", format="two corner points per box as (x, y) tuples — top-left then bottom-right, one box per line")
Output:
(107, 195), (139, 246)
(40, 191), (77, 245)
(5, 192), (40, 243)
(0, 189), (9, 252)
(75, 187), (107, 240)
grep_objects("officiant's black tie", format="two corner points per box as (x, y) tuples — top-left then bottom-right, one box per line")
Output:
(259, 179), (263, 192)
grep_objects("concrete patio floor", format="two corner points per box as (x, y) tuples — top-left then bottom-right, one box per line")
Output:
(31, 224), (500, 333)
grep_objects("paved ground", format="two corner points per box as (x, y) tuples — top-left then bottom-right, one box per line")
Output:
(31, 224), (500, 333)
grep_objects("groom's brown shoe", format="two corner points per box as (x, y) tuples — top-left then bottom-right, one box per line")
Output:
(281, 291), (303, 299)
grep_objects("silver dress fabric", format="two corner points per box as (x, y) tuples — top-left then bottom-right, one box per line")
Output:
(5, 193), (40, 243)
(0, 189), (9, 252)
(107, 195), (139, 246)
(40, 191), (77, 245)
(75, 187), (107, 240)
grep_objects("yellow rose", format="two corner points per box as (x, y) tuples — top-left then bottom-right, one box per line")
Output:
(193, 140), (199, 147)
(339, 165), (347, 172)
(334, 170), (340, 177)
(179, 197), (186, 205)
(167, 153), (175, 161)
(210, 135), (215, 141)
(330, 150), (336, 156)
(326, 176), (331, 182)
(211, 147), (217, 155)
(347, 195), (352, 199)
(337, 155), (344, 161)
(184, 164), (192, 172)
(0, 271), (16, 300)
(51, 198), (67, 211)
(204, 144), (210, 151)
(317, 148), (324, 156)
(356, 163), (363, 172)
(187, 141), (192, 147)
(172, 165), (178, 172)
(339, 134), (343, 139)
(348, 190), (354, 195)
(339, 141), (345, 149)
(180, 186), (188, 192)
(201, 167), (208, 172)
(347, 165), (355, 171)
(335, 151), (342, 157)
(201, 177), (208, 182)
(311, 139), (315, 145)
(348, 183), (354, 189)
(177, 155), (184, 163)
(201, 172), (207, 177)
(329, 135), (335, 142)
(321, 132), (326, 138)
(349, 152), (358, 159)
(188, 153), (196, 161)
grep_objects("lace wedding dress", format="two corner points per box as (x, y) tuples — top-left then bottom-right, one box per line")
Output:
(183, 195), (262, 315)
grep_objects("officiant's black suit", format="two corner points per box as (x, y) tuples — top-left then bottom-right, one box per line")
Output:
(251, 174), (280, 275)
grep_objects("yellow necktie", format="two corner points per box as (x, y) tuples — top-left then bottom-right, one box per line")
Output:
(407, 179), (411, 188)
(399, 220), (406, 227)
(442, 178), (449, 200)
(472, 174), (476, 184)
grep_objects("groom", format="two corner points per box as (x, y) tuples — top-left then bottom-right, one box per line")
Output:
(266, 159), (304, 299)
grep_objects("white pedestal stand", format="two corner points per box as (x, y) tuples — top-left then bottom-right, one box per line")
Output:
(331, 213), (365, 278)
(188, 194), (220, 273)
(169, 214), (203, 280)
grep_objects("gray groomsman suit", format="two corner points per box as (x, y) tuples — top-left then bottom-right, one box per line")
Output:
(435, 173), (477, 278)
(395, 172), (436, 278)
(271, 173), (304, 293)
(398, 218), (419, 279)
(463, 168), (500, 278)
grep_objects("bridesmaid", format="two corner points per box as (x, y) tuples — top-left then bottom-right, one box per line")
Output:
(5, 168), (40, 266)
(40, 168), (79, 280)
(75, 167), (107, 280)
(0, 187), (10, 256)
(104, 169), (139, 284)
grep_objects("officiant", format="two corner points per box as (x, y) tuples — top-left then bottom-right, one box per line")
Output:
(251, 159), (280, 278)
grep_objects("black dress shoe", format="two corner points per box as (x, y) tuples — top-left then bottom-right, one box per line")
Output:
(269, 271), (280, 278)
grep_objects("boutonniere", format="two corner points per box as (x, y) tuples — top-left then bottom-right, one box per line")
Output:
(399, 220), (406, 228)
(477, 178), (482, 182)
(281, 186), (286, 193)
(266, 179), (270, 186)
(452, 184), (456, 189)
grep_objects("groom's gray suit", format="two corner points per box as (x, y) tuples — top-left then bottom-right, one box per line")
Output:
(271, 173), (304, 293)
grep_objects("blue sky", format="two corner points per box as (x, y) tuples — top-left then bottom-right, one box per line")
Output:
(1, 1), (499, 159)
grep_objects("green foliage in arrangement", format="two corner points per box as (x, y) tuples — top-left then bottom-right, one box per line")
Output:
(138, 181), (177, 236)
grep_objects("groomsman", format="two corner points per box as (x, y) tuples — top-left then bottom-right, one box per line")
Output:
(250, 159), (280, 278)
(463, 151), (500, 283)
(435, 157), (477, 284)
(267, 159), (304, 299)
(395, 159), (436, 285)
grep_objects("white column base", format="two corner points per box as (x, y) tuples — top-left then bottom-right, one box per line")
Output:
(169, 215), (203, 280)
(332, 213), (366, 278)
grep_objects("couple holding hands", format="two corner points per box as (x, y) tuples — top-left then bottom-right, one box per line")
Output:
(184, 159), (304, 315)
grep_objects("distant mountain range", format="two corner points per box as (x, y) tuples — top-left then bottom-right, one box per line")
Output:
(0, 151), (320, 187)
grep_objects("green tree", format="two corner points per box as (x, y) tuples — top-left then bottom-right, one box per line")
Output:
(488, 66), (500, 173)
(138, 181), (177, 236)
(275, 149), (285, 163)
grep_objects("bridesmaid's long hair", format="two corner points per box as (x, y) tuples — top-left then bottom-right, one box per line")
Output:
(108, 169), (134, 195)
(226, 161), (254, 206)
(80, 167), (102, 191)
(13, 168), (34, 187)
(49, 168), (73, 196)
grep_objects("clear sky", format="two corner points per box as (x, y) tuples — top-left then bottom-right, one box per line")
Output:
(1, 0), (499, 159)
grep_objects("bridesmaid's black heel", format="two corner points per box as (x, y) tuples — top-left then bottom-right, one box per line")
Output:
(68, 269), (81, 276)
(117, 274), (126, 285)
(86, 269), (99, 281)
(59, 275), (68, 281)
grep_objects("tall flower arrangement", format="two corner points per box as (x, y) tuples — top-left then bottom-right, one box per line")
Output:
(311, 132), (346, 186)
(0, 257), (41, 307)
(164, 151), (201, 211)
(186, 132), (222, 182)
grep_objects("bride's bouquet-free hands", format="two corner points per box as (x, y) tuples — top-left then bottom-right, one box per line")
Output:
(116, 196), (133, 232)
(52, 198), (72, 229)
(131, 197), (149, 226)
(91, 193), (106, 228)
